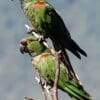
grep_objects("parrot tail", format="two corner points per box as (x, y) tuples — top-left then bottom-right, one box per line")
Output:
(51, 37), (92, 100)
(66, 39), (87, 59)
(63, 79), (92, 100)
(50, 32), (87, 59)
(51, 38), (79, 80)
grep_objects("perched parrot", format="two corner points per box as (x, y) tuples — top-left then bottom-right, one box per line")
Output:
(19, 0), (88, 79)
(19, 36), (92, 100)
(20, 0), (87, 59)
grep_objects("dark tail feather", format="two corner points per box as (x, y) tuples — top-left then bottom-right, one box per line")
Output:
(69, 49), (81, 59)
(67, 39), (87, 59)
(52, 40), (79, 80)
(60, 48), (77, 78)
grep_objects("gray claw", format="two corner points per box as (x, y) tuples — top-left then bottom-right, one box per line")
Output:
(27, 27), (37, 34)
(38, 35), (45, 43)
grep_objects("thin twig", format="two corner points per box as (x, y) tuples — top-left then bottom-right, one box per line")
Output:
(52, 52), (61, 100)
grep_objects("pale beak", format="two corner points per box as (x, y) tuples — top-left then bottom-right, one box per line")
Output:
(19, 44), (25, 54)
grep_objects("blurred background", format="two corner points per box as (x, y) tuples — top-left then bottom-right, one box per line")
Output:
(0, 0), (100, 100)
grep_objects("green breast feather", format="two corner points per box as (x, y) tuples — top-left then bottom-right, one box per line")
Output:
(32, 53), (91, 100)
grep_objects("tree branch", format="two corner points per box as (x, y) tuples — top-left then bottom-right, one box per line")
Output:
(52, 52), (61, 100)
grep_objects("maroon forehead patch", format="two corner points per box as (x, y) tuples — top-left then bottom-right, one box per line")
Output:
(33, 1), (48, 9)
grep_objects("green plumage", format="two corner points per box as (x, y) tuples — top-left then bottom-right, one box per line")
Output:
(19, 0), (91, 98)
(20, 0), (87, 59)
(20, 36), (92, 100)
(20, 0), (88, 81)
(21, 36), (50, 55)
(32, 54), (91, 100)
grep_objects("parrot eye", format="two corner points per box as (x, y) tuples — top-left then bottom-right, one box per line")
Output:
(20, 39), (27, 46)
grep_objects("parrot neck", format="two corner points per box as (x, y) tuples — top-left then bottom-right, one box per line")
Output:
(32, 53), (50, 66)
(43, 48), (51, 54)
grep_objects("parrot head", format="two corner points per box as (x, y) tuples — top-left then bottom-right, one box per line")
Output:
(19, 36), (49, 56)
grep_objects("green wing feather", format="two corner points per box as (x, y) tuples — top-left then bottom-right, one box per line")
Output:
(20, 36), (91, 100)
(32, 54), (91, 100)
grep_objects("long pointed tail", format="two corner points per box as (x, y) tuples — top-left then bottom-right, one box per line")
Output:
(52, 38), (79, 80)
(51, 38), (92, 100)
(63, 79), (92, 100)
(67, 39), (87, 59)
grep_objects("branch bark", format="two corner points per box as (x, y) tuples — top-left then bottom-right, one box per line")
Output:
(52, 52), (60, 100)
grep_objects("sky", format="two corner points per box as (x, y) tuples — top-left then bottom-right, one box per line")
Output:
(0, 0), (100, 100)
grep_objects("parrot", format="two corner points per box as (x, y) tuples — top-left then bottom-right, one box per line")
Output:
(18, 0), (88, 79)
(19, 36), (92, 100)
(20, 0), (87, 59)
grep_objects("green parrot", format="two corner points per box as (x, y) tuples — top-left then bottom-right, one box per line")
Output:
(20, 0), (87, 59)
(19, 36), (92, 100)
(19, 0), (88, 79)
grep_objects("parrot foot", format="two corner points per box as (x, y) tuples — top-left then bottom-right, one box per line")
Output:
(38, 35), (46, 43)
(57, 50), (62, 55)
(44, 83), (52, 94)
(54, 50), (62, 58)
(27, 27), (37, 35)
(35, 76), (51, 94)
(40, 80), (51, 94)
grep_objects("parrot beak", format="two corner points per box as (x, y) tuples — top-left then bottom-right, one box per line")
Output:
(19, 38), (29, 54)
(19, 43), (32, 57)
(19, 44), (25, 54)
